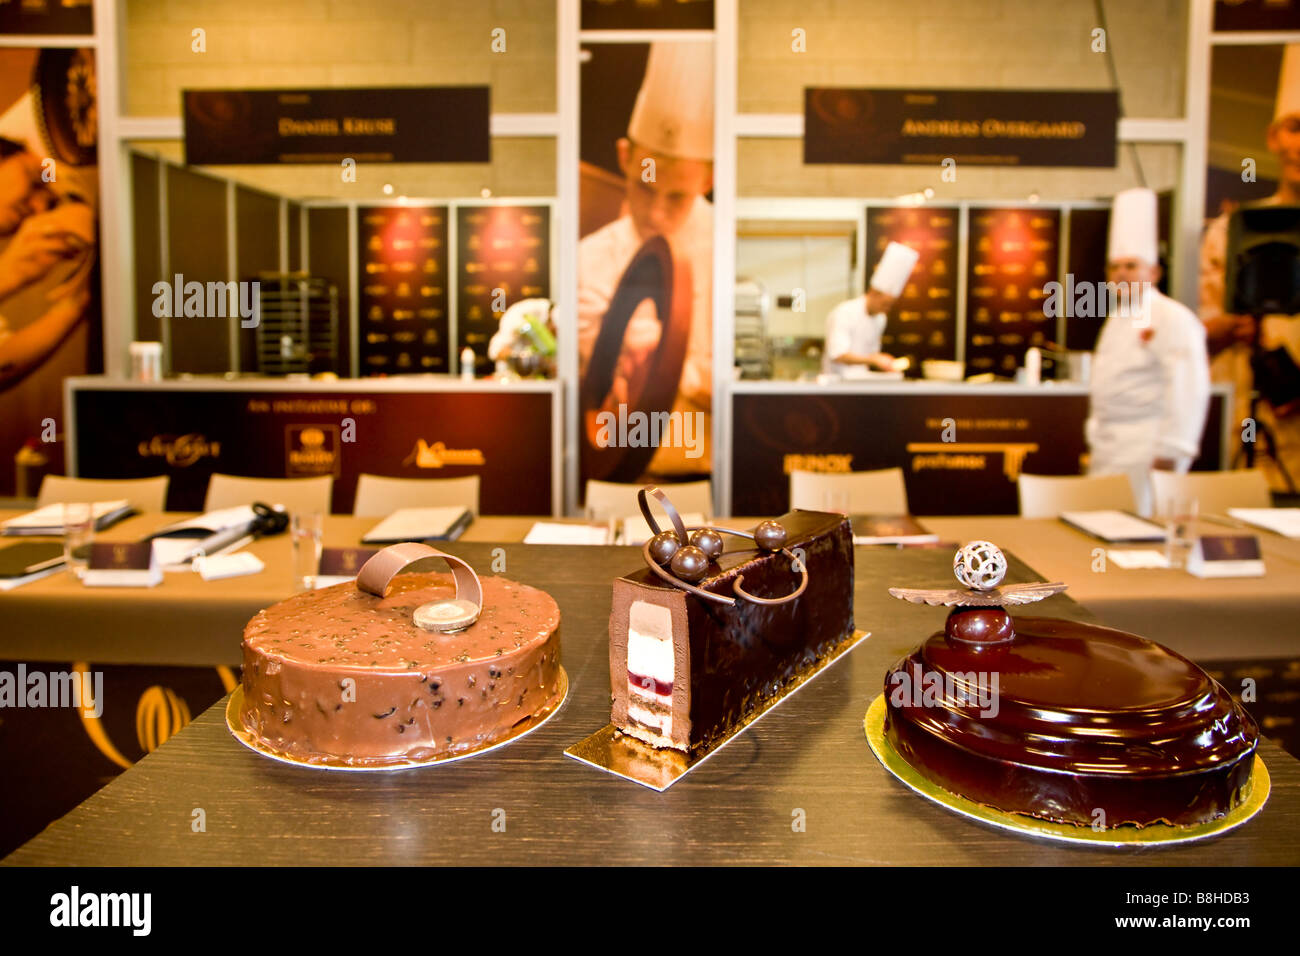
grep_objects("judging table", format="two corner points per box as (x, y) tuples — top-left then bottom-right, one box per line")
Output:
(5, 544), (1298, 867)
(2, 511), (1297, 666)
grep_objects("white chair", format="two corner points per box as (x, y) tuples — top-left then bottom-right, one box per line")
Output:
(37, 475), (170, 512)
(1149, 469), (1271, 517)
(352, 474), (480, 517)
(203, 474), (333, 515)
(1017, 473), (1136, 518)
(788, 468), (908, 514)
(584, 479), (713, 522)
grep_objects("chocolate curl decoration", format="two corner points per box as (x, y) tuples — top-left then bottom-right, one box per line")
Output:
(356, 542), (484, 632)
(637, 486), (808, 607)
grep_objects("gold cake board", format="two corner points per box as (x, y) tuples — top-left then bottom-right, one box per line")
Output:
(225, 668), (568, 772)
(565, 629), (870, 792)
(863, 694), (1270, 846)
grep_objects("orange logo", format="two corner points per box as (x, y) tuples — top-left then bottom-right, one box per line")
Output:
(403, 439), (486, 469)
(137, 434), (221, 467)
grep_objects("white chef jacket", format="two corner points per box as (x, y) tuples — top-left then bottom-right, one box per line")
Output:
(1086, 289), (1211, 515)
(822, 296), (886, 379)
(577, 197), (713, 474)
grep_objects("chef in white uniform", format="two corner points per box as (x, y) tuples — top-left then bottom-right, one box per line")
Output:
(577, 42), (714, 477)
(822, 241), (919, 379)
(1087, 187), (1211, 516)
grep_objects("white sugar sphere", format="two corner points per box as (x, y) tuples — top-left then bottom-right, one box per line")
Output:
(953, 540), (1007, 591)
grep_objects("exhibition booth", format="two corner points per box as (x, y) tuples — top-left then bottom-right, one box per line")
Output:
(0, 0), (1298, 882)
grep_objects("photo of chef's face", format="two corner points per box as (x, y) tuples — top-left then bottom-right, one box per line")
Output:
(617, 138), (714, 243)
(1267, 113), (1300, 194)
(1205, 43), (1300, 217)
(0, 151), (53, 235)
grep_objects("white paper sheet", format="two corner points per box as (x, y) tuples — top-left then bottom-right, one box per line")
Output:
(0, 564), (63, 591)
(1105, 549), (1171, 570)
(193, 552), (265, 581)
(150, 538), (202, 570)
(619, 513), (707, 546)
(152, 505), (258, 537)
(1227, 508), (1300, 539)
(523, 522), (613, 545)
(1060, 510), (1167, 542)
(1, 500), (130, 534)
(361, 507), (470, 543)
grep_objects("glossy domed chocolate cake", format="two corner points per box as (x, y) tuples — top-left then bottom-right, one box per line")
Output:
(239, 544), (562, 767)
(883, 542), (1258, 829)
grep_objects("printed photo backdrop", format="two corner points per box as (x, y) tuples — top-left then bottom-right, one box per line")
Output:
(577, 39), (715, 489)
(0, 47), (101, 496)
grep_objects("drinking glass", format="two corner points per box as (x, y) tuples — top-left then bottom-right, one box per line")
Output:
(63, 502), (94, 580)
(1160, 496), (1198, 569)
(291, 512), (324, 591)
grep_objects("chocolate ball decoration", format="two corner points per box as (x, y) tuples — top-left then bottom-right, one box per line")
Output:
(689, 528), (724, 560)
(669, 545), (709, 582)
(648, 531), (681, 566)
(754, 520), (787, 552)
(953, 540), (1008, 591)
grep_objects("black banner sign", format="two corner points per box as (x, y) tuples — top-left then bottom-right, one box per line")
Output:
(183, 87), (490, 165)
(805, 89), (1117, 168)
(731, 390), (1225, 517)
(1214, 0), (1300, 31)
(357, 205), (450, 375)
(72, 387), (553, 515)
(581, 0), (714, 30)
(456, 205), (551, 375)
(0, 1), (92, 34)
(964, 207), (1060, 376)
(867, 205), (959, 363)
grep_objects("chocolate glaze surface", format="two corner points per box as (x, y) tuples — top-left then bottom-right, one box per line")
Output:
(611, 510), (855, 753)
(884, 615), (1259, 828)
(240, 572), (562, 766)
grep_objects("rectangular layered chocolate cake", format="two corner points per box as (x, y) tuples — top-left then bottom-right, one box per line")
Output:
(609, 510), (854, 753)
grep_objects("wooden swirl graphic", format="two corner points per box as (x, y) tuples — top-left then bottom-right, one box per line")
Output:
(76, 665), (234, 769)
(72, 661), (130, 770)
(135, 686), (192, 753)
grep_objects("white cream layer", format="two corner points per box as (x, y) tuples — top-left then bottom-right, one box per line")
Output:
(627, 600), (674, 685)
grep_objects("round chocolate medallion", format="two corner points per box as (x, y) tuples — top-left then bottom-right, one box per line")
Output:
(413, 599), (481, 633)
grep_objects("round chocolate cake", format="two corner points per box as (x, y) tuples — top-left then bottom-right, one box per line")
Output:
(884, 611), (1259, 829)
(239, 572), (562, 767)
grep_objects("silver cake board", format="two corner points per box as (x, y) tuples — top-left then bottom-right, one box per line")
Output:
(564, 629), (870, 791)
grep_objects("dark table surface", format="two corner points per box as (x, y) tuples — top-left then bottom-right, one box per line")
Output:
(5, 545), (1298, 865)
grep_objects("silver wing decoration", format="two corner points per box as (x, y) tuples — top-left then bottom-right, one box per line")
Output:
(887, 582), (1068, 607)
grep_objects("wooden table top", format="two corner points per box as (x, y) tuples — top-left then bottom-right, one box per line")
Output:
(3, 510), (1298, 664)
(6, 545), (1297, 866)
